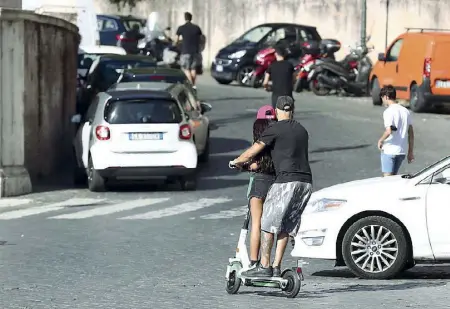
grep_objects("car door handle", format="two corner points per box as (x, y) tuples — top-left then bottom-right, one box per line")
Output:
(399, 197), (420, 201)
(396, 64), (398, 73)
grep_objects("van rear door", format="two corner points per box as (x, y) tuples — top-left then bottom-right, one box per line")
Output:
(430, 38), (450, 95)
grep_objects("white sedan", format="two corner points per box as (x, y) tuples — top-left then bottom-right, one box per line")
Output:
(292, 155), (450, 279)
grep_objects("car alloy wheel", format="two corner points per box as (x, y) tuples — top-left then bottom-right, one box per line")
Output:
(350, 225), (398, 273)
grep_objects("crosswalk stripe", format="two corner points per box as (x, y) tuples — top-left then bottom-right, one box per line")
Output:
(0, 198), (105, 220)
(119, 197), (232, 220)
(48, 198), (169, 219)
(199, 205), (248, 219)
(0, 198), (33, 208)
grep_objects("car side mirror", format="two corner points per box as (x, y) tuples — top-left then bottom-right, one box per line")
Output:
(378, 53), (386, 61)
(71, 114), (82, 124)
(200, 101), (212, 114)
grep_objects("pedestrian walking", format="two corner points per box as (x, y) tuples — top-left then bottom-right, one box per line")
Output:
(377, 85), (415, 176)
(262, 46), (295, 108)
(175, 12), (204, 89)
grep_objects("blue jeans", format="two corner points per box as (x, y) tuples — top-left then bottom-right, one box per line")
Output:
(381, 153), (405, 174)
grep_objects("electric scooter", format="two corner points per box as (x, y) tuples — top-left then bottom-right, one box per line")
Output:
(225, 161), (304, 298)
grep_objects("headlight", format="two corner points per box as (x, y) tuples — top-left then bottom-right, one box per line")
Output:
(303, 198), (347, 214)
(229, 50), (246, 59)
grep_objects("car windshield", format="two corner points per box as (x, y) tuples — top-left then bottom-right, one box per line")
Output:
(234, 26), (273, 43)
(104, 99), (182, 124)
(78, 53), (106, 69)
(409, 155), (450, 178)
(123, 19), (146, 31)
(122, 74), (186, 83)
(99, 60), (157, 84)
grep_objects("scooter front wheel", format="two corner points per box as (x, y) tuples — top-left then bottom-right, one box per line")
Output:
(249, 74), (263, 88)
(309, 79), (331, 96)
(281, 269), (301, 298)
(226, 270), (242, 294)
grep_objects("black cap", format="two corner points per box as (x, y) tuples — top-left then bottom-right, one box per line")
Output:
(276, 96), (295, 112)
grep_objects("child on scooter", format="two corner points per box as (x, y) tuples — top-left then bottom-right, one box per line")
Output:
(247, 105), (277, 267)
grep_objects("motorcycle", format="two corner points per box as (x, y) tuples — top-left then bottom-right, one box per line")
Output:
(249, 47), (276, 88)
(293, 40), (340, 93)
(308, 38), (373, 97)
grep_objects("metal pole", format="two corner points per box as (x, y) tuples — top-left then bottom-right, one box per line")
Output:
(360, 0), (367, 47)
(385, 0), (390, 49)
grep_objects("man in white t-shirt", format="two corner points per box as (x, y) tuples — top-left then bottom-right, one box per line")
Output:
(377, 85), (415, 176)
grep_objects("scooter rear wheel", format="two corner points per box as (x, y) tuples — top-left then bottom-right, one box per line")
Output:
(226, 270), (241, 294)
(281, 269), (301, 298)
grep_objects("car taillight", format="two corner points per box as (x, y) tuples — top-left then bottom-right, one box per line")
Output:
(179, 124), (192, 140)
(423, 58), (431, 78)
(95, 125), (110, 140)
(116, 34), (137, 42)
(149, 75), (165, 80)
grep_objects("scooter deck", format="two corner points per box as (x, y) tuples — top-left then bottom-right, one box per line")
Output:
(241, 276), (288, 288)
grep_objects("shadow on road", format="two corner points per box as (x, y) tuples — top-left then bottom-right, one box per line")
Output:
(210, 137), (251, 154)
(312, 266), (450, 280)
(311, 144), (371, 154)
(206, 96), (267, 102)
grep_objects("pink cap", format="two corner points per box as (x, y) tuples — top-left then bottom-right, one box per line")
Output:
(256, 105), (276, 120)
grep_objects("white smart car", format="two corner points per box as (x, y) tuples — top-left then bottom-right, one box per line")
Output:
(71, 82), (211, 192)
(292, 155), (450, 279)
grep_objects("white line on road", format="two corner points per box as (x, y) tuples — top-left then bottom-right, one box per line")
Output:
(200, 205), (248, 219)
(0, 198), (33, 208)
(119, 197), (232, 220)
(48, 198), (169, 219)
(0, 198), (105, 220)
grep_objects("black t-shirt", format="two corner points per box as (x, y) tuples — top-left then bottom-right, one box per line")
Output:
(176, 22), (203, 54)
(258, 119), (312, 183)
(267, 60), (294, 96)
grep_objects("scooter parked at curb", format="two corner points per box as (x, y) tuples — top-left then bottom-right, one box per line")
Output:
(225, 161), (304, 298)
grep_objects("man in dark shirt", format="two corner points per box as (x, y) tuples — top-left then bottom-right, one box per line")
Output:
(263, 46), (295, 108)
(175, 12), (203, 88)
(230, 96), (312, 277)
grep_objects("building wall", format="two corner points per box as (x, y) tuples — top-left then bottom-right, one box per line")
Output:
(0, 8), (79, 197)
(93, 0), (450, 66)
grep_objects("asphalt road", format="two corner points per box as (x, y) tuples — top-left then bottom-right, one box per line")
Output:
(1, 77), (450, 309)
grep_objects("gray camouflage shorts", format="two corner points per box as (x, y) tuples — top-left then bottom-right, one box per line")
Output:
(180, 53), (202, 70)
(261, 181), (312, 236)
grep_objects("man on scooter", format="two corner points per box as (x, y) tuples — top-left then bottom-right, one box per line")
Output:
(230, 96), (312, 277)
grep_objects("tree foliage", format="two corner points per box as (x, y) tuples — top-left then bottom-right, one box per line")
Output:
(108, 0), (141, 9)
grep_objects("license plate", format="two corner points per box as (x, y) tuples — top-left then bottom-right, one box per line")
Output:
(216, 65), (223, 72)
(307, 69), (315, 80)
(128, 133), (162, 140)
(436, 80), (450, 88)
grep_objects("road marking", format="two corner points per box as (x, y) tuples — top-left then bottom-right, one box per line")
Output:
(0, 198), (33, 208)
(119, 197), (232, 220)
(0, 198), (105, 220)
(48, 198), (169, 219)
(200, 205), (248, 219)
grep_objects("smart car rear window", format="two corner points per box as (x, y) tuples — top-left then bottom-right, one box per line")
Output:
(104, 99), (182, 124)
(121, 74), (186, 84)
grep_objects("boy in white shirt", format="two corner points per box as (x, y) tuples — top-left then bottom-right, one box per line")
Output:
(377, 85), (415, 176)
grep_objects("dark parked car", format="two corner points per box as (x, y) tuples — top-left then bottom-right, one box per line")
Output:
(117, 67), (189, 84)
(77, 55), (157, 117)
(211, 23), (322, 86)
(97, 14), (145, 46)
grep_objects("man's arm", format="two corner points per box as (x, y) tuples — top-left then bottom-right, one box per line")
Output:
(407, 125), (414, 162)
(378, 111), (393, 149)
(233, 125), (276, 164)
(175, 26), (182, 45)
(233, 142), (266, 164)
(263, 65), (271, 88)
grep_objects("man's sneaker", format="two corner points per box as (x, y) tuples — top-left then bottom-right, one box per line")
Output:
(273, 266), (281, 277)
(241, 263), (273, 278)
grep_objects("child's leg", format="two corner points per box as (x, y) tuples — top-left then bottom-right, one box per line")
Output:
(249, 197), (263, 263)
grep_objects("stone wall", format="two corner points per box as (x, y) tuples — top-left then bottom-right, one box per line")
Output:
(0, 8), (79, 197)
(93, 0), (450, 66)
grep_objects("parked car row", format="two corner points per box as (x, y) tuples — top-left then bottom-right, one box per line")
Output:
(211, 23), (450, 113)
(75, 49), (212, 192)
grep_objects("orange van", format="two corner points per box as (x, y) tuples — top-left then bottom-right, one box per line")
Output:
(369, 28), (450, 113)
